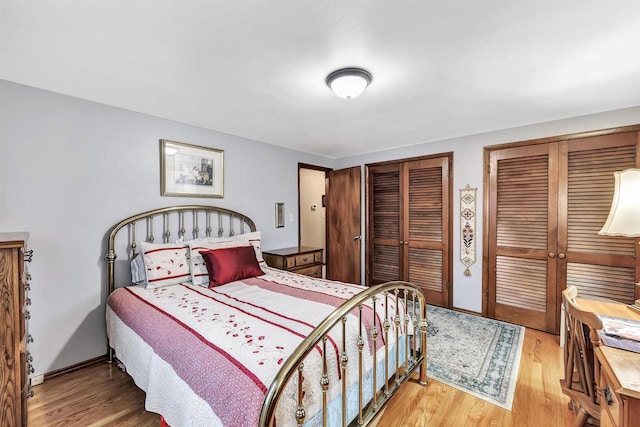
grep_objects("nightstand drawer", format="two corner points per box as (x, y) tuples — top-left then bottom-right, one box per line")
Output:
(295, 253), (315, 267)
(294, 264), (322, 278)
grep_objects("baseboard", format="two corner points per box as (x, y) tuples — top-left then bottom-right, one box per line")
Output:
(43, 355), (107, 381)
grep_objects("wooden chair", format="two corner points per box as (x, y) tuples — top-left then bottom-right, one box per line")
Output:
(560, 285), (603, 426)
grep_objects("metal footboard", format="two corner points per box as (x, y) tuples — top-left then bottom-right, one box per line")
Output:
(259, 281), (428, 427)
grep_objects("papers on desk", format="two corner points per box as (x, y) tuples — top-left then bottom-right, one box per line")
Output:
(598, 315), (640, 354)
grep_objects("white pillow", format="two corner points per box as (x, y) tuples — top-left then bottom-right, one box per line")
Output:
(140, 241), (191, 289)
(187, 231), (264, 286)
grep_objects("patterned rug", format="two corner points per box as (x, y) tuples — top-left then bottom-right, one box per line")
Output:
(426, 305), (525, 410)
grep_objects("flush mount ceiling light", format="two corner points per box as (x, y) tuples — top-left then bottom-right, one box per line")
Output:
(326, 67), (372, 99)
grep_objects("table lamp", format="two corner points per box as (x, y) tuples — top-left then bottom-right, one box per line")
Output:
(598, 168), (640, 312)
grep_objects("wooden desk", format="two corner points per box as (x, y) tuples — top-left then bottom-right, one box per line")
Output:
(576, 298), (640, 323)
(576, 298), (640, 427)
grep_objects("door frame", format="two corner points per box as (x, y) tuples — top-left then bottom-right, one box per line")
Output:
(298, 162), (332, 252)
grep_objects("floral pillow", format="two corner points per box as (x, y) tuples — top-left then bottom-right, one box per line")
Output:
(140, 241), (191, 289)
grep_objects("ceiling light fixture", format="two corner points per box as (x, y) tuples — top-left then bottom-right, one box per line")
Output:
(326, 67), (372, 99)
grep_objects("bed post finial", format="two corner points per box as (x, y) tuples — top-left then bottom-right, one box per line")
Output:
(105, 248), (117, 363)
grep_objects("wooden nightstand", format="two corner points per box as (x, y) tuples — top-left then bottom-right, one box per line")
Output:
(262, 246), (323, 278)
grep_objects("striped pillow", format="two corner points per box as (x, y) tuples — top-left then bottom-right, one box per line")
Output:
(141, 242), (191, 289)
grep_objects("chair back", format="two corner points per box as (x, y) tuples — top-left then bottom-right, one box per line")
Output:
(560, 285), (603, 425)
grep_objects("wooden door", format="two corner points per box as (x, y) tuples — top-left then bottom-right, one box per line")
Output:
(487, 129), (639, 333)
(404, 157), (450, 306)
(326, 166), (361, 283)
(368, 163), (402, 285)
(561, 134), (639, 304)
(488, 143), (558, 331)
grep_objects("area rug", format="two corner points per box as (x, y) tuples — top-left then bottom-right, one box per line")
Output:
(425, 305), (525, 410)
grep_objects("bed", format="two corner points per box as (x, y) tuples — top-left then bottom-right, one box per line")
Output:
(104, 205), (428, 426)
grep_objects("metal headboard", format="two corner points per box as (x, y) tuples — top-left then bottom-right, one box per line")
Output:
(105, 205), (256, 295)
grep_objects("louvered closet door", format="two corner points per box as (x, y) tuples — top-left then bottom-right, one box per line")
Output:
(404, 158), (450, 306)
(488, 131), (640, 333)
(561, 133), (639, 305)
(488, 144), (558, 332)
(369, 163), (402, 285)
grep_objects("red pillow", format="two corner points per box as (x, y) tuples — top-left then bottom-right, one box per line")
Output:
(201, 245), (264, 287)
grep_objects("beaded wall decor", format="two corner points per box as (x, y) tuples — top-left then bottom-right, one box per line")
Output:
(460, 184), (477, 276)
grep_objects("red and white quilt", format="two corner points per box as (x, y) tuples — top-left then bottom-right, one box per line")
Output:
(106, 267), (405, 427)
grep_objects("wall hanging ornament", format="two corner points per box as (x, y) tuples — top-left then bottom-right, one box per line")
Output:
(460, 184), (477, 276)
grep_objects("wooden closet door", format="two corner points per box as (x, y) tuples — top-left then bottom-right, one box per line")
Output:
(369, 163), (402, 285)
(488, 143), (558, 332)
(368, 156), (451, 307)
(404, 157), (450, 306)
(487, 130), (639, 333)
(560, 133), (639, 304)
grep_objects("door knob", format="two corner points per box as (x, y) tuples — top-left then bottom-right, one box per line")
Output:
(548, 252), (556, 258)
(558, 253), (566, 259)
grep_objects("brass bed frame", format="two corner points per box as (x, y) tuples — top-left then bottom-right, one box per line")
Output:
(105, 205), (428, 426)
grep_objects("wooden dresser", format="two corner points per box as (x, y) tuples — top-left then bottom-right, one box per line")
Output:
(0, 232), (32, 427)
(262, 246), (323, 278)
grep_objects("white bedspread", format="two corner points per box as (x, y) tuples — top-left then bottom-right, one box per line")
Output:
(106, 267), (406, 427)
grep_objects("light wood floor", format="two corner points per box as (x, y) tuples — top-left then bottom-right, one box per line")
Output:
(28, 328), (573, 426)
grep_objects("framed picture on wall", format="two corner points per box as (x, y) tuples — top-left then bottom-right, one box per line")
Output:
(160, 139), (224, 198)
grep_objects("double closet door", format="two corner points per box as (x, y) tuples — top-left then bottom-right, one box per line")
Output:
(366, 154), (452, 307)
(486, 130), (639, 333)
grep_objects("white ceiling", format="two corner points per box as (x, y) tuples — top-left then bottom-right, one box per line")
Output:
(2, 1), (640, 159)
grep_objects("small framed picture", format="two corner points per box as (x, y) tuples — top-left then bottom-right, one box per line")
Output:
(160, 139), (224, 198)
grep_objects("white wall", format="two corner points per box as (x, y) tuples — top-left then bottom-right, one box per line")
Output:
(337, 106), (640, 313)
(0, 80), (332, 376)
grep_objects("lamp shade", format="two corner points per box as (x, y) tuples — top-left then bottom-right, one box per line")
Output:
(326, 68), (372, 99)
(598, 168), (640, 237)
